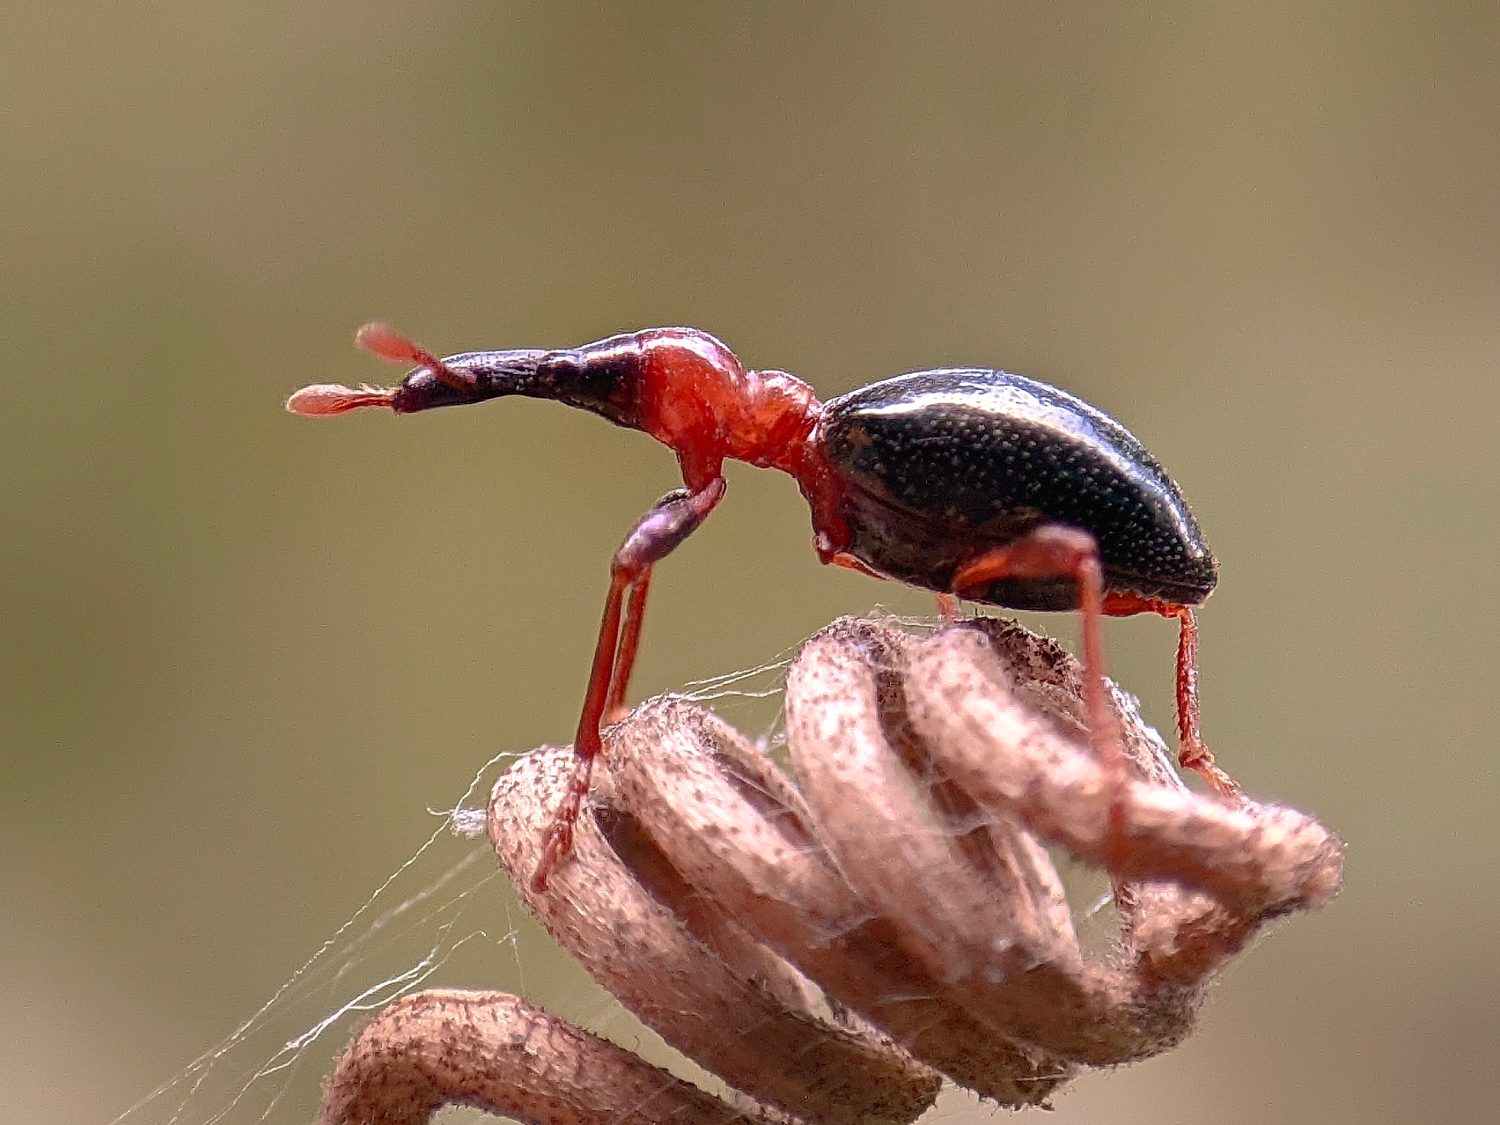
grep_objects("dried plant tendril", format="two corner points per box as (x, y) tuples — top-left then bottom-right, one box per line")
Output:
(320, 617), (1343, 1123)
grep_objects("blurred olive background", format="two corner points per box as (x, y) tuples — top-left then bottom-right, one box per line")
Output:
(4, 3), (1496, 1123)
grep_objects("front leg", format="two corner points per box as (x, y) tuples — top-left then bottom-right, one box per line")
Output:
(532, 477), (727, 891)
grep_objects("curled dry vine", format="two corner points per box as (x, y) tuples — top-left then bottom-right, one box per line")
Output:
(320, 617), (1343, 1124)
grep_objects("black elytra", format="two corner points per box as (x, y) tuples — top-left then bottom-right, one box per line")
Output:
(818, 368), (1218, 611)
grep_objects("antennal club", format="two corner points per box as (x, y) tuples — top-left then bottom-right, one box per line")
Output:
(355, 321), (476, 393)
(284, 381), (396, 416)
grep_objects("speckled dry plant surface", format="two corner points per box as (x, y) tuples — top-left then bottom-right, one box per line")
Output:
(319, 617), (1343, 1124)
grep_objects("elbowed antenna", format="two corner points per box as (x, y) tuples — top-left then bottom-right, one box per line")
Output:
(285, 322), (475, 417)
(286, 322), (570, 419)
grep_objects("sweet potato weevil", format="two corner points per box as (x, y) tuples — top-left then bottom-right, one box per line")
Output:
(289, 323), (1242, 889)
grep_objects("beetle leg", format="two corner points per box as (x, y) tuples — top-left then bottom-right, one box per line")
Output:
(935, 592), (961, 622)
(834, 550), (958, 620)
(1100, 592), (1242, 801)
(829, 550), (884, 579)
(533, 479), (727, 892)
(952, 526), (1130, 859)
(1168, 607), (1242, 800)
(601, 484), (718, 724)
(605, 566), (654, 726)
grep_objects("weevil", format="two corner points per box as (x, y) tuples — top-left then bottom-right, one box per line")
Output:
(289, 324), (1242, 889)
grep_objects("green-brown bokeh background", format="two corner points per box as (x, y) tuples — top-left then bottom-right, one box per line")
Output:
(5, 4), (1497, 1123)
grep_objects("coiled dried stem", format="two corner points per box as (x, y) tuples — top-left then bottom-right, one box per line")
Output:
(321, 617), (1343, 1123)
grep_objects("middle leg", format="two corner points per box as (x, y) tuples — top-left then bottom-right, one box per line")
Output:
(951, 524), (1128, 854)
